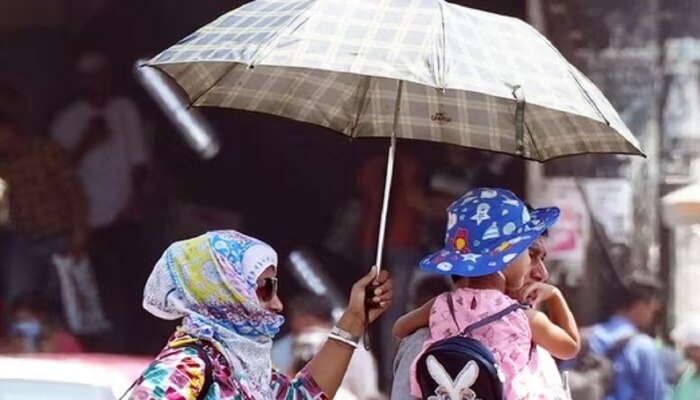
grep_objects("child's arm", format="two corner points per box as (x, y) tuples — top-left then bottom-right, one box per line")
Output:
(392, 298), (435, 339)
(523, 283), (580, 360)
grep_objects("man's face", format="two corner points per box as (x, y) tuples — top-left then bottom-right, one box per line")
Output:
(527, 236), (549, 284)
(506, 236), (548, 301)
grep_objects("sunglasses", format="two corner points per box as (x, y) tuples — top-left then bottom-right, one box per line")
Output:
(256, 277), (278, 302)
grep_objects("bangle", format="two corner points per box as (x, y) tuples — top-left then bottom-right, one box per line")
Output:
(330, 325), (360, 344)
(329, 333), (358, 349)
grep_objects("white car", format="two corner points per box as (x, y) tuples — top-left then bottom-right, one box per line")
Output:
(0, 354), (151, 400)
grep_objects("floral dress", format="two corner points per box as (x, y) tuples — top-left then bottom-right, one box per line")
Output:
(130, 334), (327, 400)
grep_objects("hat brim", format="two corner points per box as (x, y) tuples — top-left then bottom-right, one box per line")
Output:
(419, 207), (560, 278)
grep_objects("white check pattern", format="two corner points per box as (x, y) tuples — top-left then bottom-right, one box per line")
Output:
(148, 0), (644, 161)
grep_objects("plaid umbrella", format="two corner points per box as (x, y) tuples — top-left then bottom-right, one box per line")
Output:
(142, 0), (644, 268)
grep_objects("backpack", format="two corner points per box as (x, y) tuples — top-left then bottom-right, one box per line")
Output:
(120, 340), (214, 400)
(415, 294), (529, 400)
(567, 330), (636, 400)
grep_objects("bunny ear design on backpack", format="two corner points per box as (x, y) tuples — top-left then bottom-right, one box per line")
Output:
(426, 356), (480, 400)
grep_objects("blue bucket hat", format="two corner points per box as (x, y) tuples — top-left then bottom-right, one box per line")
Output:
(420, 188), (560, 278)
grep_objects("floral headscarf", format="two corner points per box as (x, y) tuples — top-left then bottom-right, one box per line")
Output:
(143, 230), (284, 399)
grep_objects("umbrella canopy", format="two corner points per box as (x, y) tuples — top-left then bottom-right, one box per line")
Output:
(145, 0), (643, 162)
(662, 182), (700, 226)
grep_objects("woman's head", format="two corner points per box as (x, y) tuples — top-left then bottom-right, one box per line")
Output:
(143, 230), (285, 341)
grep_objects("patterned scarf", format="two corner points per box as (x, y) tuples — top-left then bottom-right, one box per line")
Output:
(143, 230), (284, 399)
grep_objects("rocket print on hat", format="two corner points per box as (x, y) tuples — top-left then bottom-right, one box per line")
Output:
(482, 222), (500, 240)
(522, 207), (531, 224)
(453, 228), (470, 253)
(471, 203), (491, 225)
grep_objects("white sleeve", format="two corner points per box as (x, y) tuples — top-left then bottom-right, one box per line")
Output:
(346, 346), (381, 398)
(120, 99), (149, 166)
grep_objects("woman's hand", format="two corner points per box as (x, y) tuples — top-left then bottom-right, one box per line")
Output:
(344, 267), (393, 325)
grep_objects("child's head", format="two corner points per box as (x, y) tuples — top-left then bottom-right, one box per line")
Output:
(419, 188), (559, 291)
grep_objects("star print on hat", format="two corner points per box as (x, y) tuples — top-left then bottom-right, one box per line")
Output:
(420, 188), (560, 278)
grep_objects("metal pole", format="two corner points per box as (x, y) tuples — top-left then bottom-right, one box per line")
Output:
(375, 80), (405, 272)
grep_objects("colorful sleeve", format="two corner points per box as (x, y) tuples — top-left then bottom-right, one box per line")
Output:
(270, 369), (328, 400)
(130, 347), (209, 400)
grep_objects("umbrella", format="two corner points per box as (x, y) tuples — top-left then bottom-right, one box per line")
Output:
(141, 0), (644, 269)
(662, 182), (700, 226)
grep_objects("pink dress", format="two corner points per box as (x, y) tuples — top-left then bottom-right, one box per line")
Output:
(410, 288), (552, 400)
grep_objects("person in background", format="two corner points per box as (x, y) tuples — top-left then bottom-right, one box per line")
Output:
(357, 148), (425, 385)
(1, 295), (83, 354)
(0, 111), (87, 311)
(51, 52), (150, 352)
(671, 319), (700, 400)
(586, 276), (668, 400)
(272, 293), (381, 400)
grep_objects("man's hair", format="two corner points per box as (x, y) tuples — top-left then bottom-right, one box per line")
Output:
(614, 275), (663, 311)
(288, 293), (334, 322)
(412, 274), (453, 307)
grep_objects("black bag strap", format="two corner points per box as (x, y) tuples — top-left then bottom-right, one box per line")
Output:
(445, 292), (528, 337)
(119, 340), (214, 400)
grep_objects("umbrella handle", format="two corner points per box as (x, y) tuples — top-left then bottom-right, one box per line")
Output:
(374, 80), (404, 274)
(374, 134), (396, 272)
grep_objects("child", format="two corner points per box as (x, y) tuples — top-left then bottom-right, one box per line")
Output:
(393, 188), (580, 399)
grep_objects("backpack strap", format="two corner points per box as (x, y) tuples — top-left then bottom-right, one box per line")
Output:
(461, 302), (528, 336)
(119, 340), (215, 400)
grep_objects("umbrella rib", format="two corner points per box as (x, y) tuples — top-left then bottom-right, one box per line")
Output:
(350, 75), (373, 139)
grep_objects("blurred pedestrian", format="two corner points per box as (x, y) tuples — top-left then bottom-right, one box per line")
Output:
(357, 148), (425, 384)
(585, 276), (668, 400)
(272, 294), (381, 399)
(51, 52), (150, 352)
(0, 111), (87, 311)
(1, 295), (83, 354)
(671, 319), (700, 400)
(131, 230), (393, 399)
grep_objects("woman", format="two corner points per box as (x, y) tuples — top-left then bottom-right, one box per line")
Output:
(130, 230), (393, 399)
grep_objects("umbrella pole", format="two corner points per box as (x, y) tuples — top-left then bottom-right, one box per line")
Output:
(375, 80), (404, 272)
